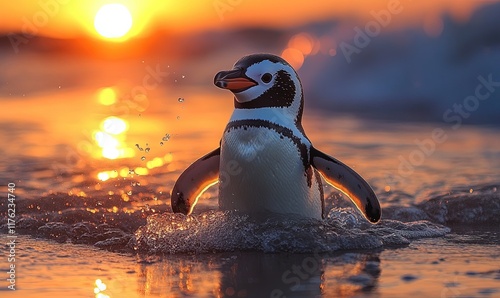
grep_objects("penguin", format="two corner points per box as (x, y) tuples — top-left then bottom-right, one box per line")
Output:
(171, 54), (381, 223)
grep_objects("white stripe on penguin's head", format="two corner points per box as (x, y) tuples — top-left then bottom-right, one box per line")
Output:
(214, 54), (304, 122)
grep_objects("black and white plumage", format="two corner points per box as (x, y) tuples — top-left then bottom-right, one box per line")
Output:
(171, 54), (381, 223)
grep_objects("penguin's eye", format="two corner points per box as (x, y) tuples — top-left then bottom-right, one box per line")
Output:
(261, 73), (272, 83)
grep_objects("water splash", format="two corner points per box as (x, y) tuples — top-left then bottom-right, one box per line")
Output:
(132, 208), (450, 254)
(162, 134), (171, 141)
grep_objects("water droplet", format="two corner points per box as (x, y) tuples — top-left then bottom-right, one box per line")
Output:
(127, 191), (132, 195)
(153, 196), (158, 201)
(128, 169), (135, 175)
(181, 75), (185, 79)
(58, 85), (61, 89)
(145, 148), (150, 153)
(176, 116), (181, 120)
(135, 144), (144, 151)
(141, 156), (146, 161)
(162, 134), (171, 141)
(160, 142), (164, 146)
(131, 182), (136, 186)
(178, 97), (184, 103)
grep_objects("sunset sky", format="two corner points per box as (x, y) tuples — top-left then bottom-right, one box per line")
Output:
(0, 0), (491, 41)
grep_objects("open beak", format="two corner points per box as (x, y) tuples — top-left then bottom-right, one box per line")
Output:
(214, 69), (257, 93)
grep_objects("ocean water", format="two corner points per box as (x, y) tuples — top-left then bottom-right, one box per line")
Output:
(0, 51), (499, 297)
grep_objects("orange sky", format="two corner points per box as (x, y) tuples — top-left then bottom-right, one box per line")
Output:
(0, 0), (494, 40)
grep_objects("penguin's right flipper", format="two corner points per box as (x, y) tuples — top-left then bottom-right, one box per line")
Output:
(171, 148), (220, 215)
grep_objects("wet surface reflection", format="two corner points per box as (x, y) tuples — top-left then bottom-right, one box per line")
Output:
(136, 251), (382, 298)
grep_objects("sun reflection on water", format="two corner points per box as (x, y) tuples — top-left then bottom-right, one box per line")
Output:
(94, 279), (110, 298)
(96, 153), (173, 181)
(93, 116), (134, 160)
(135, 167), (149, 175)
(102, 116), (128, 134)
(146, 157), (164, 169)
(98, 87), (117, 106)
(97, 170), (117, 181)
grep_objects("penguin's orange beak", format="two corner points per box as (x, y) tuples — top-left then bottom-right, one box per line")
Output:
(214, 69), (257, 93)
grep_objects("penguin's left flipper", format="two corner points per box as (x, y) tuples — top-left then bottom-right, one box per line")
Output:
(310, 147), (381, 223)
(171, 148), (220, 215)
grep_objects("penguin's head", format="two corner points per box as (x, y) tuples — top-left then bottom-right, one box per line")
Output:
(214, 54), (304, 118)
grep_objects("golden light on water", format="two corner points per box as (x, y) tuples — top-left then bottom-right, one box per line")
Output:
(97, 170), (117, 181)
(102, 116), (128, 135)
(97, 172), (109, 181)
(164, 153), (173, 163)
(98, 87), (117, 106)
(119, 167), (131, 177)
(134, 167), (149, 176)
(94, 131), (119, 159)
(94, 279), (110, 298)
(94, 3), (133, 40)
(146, 157), (164, 169)
(94, 88), (135, 160)
(93, 116), (134, 160)
(98, 166), (138, 181)
(96, 155), (169, 181)
(97, 168), (147, 181)
(94, 131), (118, 146)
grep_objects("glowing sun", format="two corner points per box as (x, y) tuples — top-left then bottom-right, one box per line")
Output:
(94, 3), (133, 39)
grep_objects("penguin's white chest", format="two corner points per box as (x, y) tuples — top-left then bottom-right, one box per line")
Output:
(218, 124), (322, 219)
